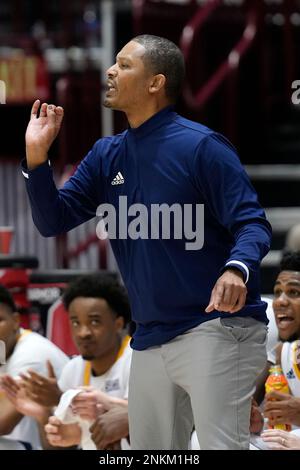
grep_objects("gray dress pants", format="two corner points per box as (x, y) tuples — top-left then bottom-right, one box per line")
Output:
(128, 316), (267, 450)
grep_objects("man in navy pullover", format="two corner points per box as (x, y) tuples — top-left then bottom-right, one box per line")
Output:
(23, 35), (271, 449)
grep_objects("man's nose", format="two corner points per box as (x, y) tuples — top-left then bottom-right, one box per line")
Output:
(276, 292), (290, 304)
(78, 325), (92, 338)
(106, 65), (117, 78)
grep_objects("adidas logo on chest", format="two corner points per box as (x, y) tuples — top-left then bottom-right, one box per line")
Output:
(111, 172), (124, 185)
(286, 368), (296, 379)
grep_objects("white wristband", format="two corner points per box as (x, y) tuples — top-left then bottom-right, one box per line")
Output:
(225, 260), (249, 284)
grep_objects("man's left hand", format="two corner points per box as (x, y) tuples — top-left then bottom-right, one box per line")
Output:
(205, 268), (247, 314)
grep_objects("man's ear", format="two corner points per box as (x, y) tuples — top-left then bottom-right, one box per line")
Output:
(12, 312), (20, 332)
(149, 74), (166, 94)
(115, 316), (125, 332)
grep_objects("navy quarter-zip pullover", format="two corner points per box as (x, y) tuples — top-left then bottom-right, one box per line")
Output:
(22, 106), (272, 350)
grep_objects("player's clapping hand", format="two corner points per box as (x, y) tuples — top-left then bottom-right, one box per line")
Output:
(0, 374), (49, 422)
(20, 360), (62, 407)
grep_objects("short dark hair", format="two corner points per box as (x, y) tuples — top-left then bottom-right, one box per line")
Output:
(62, 274), (131, 325)
(132, 34), (185, 102)
(280, 250), (300, 272)
(0, 284), (16, 313)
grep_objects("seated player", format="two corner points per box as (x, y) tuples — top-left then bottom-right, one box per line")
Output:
(0, 285), (68, 449)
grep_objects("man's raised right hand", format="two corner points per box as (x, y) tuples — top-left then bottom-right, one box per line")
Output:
(25, 100), (64, 170)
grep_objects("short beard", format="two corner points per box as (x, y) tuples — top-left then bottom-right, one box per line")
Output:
(103, 99), (113, 109)
(81, 354), (95, 361)
(103, 99), (122, 111)
(278, 332), (300, 343)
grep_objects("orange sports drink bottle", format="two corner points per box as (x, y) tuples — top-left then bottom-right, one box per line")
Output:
(265, 364), (291, 431)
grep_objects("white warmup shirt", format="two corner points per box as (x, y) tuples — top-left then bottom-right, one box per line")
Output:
(57, 335), (132, 449)
(0, 329), (69, 449)
(281, 339), (300, 397)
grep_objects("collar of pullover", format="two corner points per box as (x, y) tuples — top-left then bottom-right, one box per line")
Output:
(128, 105), (176, 138)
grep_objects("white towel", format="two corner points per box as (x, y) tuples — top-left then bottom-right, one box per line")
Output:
(55, 389), (96, 450)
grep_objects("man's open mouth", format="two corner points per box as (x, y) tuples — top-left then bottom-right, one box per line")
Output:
(276, 314), (295, 329)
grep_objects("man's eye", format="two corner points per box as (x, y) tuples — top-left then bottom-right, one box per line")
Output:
(288, 290), (300, 297)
